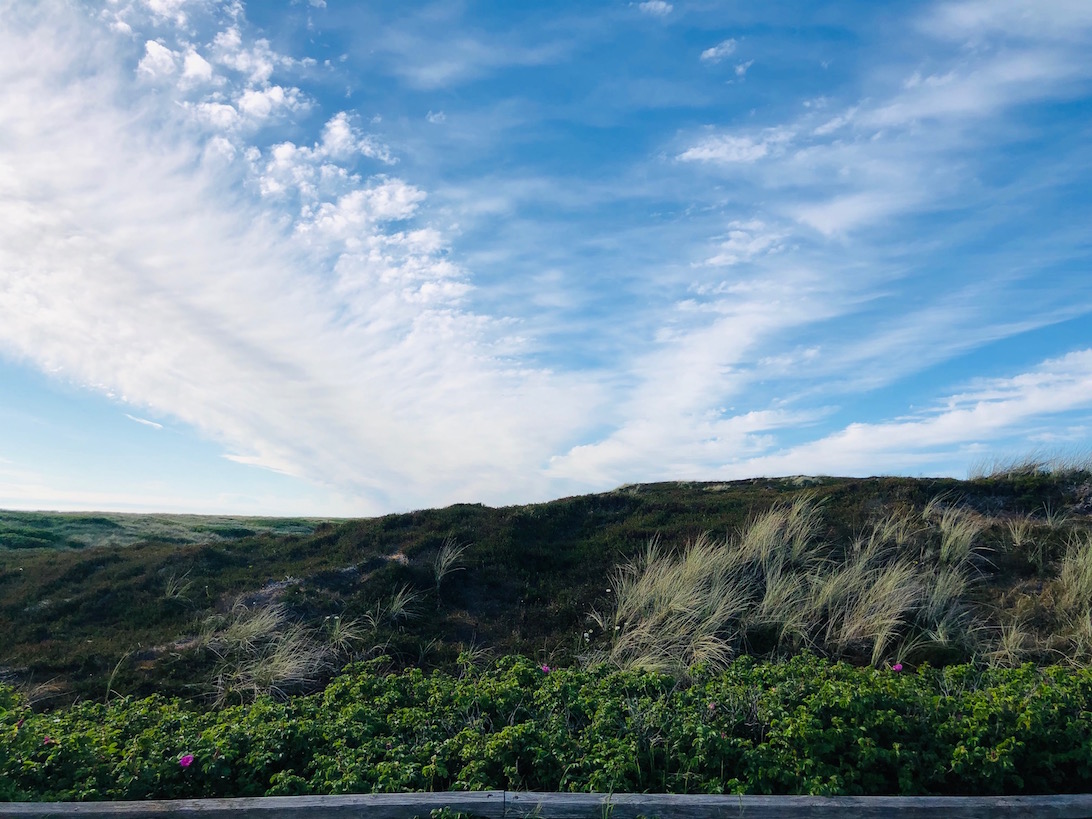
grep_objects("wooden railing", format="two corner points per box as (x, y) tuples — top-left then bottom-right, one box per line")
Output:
(3, 792), (1092, 818)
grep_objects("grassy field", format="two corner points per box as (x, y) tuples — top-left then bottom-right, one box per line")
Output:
(0, 510), (334, 551)
(2, 459), (1091, 707)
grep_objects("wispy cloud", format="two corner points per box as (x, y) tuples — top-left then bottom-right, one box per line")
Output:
(554, 0), (1092, 485)
(678, 128), (792, 164)
(358, 9), (573, 90)
(1, 0), (1090, 514)
(638, 1), (673, 17)
(700, 39), (736, 63)
(728, 349), (1092, 477)
(921, 0), (1092, 43)
(0, 2), (597, 512)
(125, 414), (164, 430)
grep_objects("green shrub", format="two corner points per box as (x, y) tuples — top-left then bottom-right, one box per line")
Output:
(3, 654), (1092, 800)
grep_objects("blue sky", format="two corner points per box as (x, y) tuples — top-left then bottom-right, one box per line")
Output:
(0, 0), (1090, 516)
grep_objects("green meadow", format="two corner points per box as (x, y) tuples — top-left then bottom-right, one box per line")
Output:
(3, 457), (1091, 705)
(4, 459), (1092, 798)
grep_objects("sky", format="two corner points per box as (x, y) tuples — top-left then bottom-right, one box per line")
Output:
(0, 0), (1090, 517)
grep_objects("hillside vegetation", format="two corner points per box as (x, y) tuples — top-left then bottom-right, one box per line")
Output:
(2, 461), (1092, 707)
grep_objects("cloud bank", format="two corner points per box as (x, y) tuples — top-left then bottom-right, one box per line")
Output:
(0, 0), (1090, 514)
(0, 1), (596, 513)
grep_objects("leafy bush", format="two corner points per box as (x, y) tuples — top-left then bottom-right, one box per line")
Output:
(3, 653), (1092, 801)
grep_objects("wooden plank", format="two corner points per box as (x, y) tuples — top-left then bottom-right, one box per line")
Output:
(3, 792), (1092, 819)
(504, 792), (1092, 819)
(0, 792), (504, 819)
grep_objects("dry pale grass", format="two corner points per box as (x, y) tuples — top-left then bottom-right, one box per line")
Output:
(984, 617), (1035, 668)
(1050, 533), (1092, 664)
(823, 560), (924, 666)
(1057, 533), (1092, 613)
(1006, 515), (1034, 551)
(919, 565), (969, 625)
(937, 507), (985, 568)
(589, 493), (1016, 675)
(324, 614), (370, 655)
(968, 451), (1092, 480)
(434, 536), (468, 596)
(214, 602), (287, 653)
(747, 567), (814, 651)
(199, 601), (334, 704)
(1059, 607), (1092, 666)
(589, 534), (755, 673)
(1042, 503), (1072, 530)
(212, 625), (332, 704)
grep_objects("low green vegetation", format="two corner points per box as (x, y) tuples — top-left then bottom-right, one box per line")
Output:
(0, 510), (333, 551)
(2, 461), (1092, 798)
(3, 653), (1091, 800)
(2, 466), (1092, 705)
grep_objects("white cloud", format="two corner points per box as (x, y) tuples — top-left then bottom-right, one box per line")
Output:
(235, 84), (306, 121)
(639, 1), (673, 16)
(700, 39), (736, 63)
(923, 0), (1092, 43)
(251, 113), (396, 200)
(320, 111), (358, 157)
(181, 48), (214, 83)
(729, 350), (1092, 478)
(137, 40), (178, 78)
(548, 270), (841, 486)
(675, 2), (1092, 243)
(701, 220), (785, 266)
(0, 3), (599, 513)
(2, 0), (1091, 514)
(792, 191), (911, 236)
(192, 101), (240, 130)
(374, 27), (570, 90)
(426, 110), (446, 124)
(735, 59), (753, 77)
(579, 0), (1092, 488)
(125, 414), (164, 429)
(142, 0), (190, 27)
(677, 129), (793, 164)
(300, 179), (427, 242)
(212, 26), (278, 85)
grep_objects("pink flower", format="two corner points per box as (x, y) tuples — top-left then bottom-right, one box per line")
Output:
(42, 736), (55, 746)
(891, 663), (903, 672)
(540, 664), (551, 673)
(179, 754), (195, 768)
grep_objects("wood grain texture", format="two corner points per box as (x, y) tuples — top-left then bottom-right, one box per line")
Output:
(0, 791), (504, 818)
(506, 792), (1092, 818)
(3, 792), (1092, 819)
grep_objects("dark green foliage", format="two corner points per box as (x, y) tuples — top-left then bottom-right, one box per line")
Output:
(3, 654), (1092, 800)
(1, 473), (1091, 705)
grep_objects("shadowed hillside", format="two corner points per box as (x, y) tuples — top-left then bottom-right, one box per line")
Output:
(3, 464), (1092, 707)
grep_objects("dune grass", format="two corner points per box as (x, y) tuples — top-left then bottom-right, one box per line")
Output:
(589, 491), (1092, 676)
(967, 451), (1092, 481)
(3, 468), (1092, 705)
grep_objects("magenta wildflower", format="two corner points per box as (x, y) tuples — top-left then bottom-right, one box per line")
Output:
(42, 736), (55, 746)
(892, 663), (903, 672)
(540, 664), (551, 673)
(179, 754), (195, 768)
